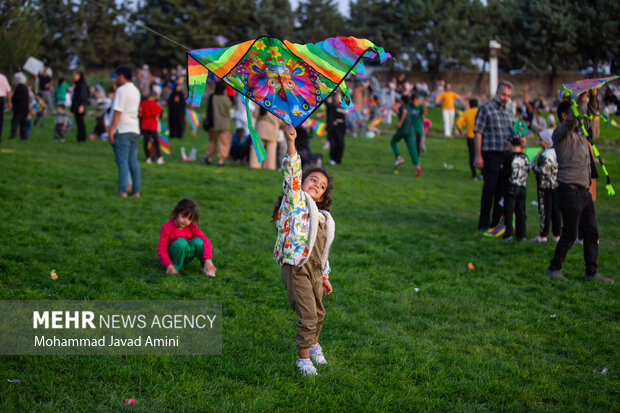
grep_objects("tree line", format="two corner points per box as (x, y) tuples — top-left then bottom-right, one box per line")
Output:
(1, 0), (618, 78)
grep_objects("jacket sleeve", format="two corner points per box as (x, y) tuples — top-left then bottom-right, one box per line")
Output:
(156, 225), (172, 268)
(281, 153), (304, 209)
(190, 224), (213, 261)
(552, 110), (577, 146)
(323, 260), (331, 276)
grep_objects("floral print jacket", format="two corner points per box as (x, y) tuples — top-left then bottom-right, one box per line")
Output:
(273, 153), (334, 275)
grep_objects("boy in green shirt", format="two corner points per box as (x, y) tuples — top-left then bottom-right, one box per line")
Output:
(391, 95), (421, 177)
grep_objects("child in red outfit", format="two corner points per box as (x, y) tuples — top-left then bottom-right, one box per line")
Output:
(157, 199), (217, 276)
(140, 91), (163, 164)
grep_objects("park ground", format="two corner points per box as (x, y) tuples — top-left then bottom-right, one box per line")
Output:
(0, 107), (618, 411)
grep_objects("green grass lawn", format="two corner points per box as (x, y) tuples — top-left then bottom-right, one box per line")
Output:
(0, 107), (618, 411)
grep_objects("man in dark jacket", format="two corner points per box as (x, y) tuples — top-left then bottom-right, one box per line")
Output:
(546, 89), (613, 283)
(10, 78), (30, 140)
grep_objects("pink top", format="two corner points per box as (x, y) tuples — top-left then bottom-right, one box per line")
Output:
(0, 74), (10, 98)
(157, 219), (212, 268)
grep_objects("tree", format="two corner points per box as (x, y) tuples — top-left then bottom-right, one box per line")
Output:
(573, 0), (620, 76)
(255, 0), (295, 39)
(132, 0), (256, 68)
(508, 0), (579, 73)
(0, 1), (43, 77)
(34, 0), (77, 74)
(349, 0), (403, 66)
(294, 0), (347, 43)
(73, 0), (134, 69)
(400, 0), (471, 77)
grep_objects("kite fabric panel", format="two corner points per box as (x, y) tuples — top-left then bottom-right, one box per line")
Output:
(186, 36), (390, 127)
(557, 75), (619, 99)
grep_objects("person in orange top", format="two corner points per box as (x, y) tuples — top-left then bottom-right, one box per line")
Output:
(435, 83), (464, 137)
(456, 98), (479, 179)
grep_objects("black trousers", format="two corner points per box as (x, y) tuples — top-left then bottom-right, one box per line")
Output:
(74, 112), (86, 142)
(329, 128), (345, 164)
(478, 150), (510, 230)
(10, 111), (29, 140)
(34, 111), (44, 127)
(142, 130), (161, 160)
(54, 124), (65, 141)
(466, 138), (477, 178)
(503, 185), (527, 239)
(538, 187), (561, 237)
(549, 183), (598, 276)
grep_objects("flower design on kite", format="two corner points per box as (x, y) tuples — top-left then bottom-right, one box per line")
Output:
(268, 47), (282, 59)
(232, 53), (321, 119)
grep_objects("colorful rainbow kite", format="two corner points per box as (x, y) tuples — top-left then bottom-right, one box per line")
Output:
(185, 108), (200, 135)
(482, 215), (515, 238)
(557, 76), (618, 100)
(307, 119), (326, 137)
(186, 36), (390, 162)
(158, 121), (171, 155)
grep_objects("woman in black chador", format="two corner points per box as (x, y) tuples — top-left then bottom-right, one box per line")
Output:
(167, 83), (186, 138)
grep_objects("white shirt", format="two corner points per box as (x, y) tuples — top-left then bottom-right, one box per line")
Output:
(0, 74), (10, 98)
(112, 82), (141, 134)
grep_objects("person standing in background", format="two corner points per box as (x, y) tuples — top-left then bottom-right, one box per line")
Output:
(71, 70), (89, 142)
(54, 78), (70, 107)
(0, 71), (11, 144)
(436, 83), (464, 137)
(9, 75), (29, 141)
(456, 98), (479, 180)
(39, 66), (54, 111)
(108, 66), (142, 198)
(167, 82), (186, 139)
(473, 81), (514, 231)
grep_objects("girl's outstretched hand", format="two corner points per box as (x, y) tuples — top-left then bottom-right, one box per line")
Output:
(166, 264), (178, 275)
(322, 279), (333, 295)
(286, 124), (297, 142)
(203, 259), (217, 276)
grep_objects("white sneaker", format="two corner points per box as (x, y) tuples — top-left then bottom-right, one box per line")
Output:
(156, 157), (165, 164)
(531, 236), (547, 243)
(310, 343), (328, 365)
(552, 235), (560, 242)
(393, 156), (405, 168)
(146, 158), (152, 164)
(296, 358), (318, 376)
(329, 160), (336, 165)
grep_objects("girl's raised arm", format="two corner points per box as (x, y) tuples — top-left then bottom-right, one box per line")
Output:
(286, 124), (297, 156)
(281, 125), (304, 205)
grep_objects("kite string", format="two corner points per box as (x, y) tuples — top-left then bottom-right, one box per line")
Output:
(130, 20), (191, 51)
(88, 0), (191, 51)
